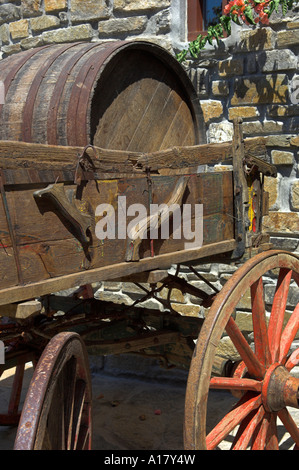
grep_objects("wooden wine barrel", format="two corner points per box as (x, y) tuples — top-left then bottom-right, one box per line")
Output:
(0, 41), (205, 151)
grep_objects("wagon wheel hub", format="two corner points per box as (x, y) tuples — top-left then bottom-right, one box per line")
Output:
(261, 364), (299, 413)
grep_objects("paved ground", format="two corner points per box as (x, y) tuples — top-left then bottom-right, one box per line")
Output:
(0, 357), (298, 451)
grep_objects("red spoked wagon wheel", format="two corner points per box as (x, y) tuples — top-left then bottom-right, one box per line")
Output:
(184, 250), (299, 450)
(14, 332), (92, 450)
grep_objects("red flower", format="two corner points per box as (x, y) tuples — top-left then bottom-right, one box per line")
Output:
(223, 0), (271, 25)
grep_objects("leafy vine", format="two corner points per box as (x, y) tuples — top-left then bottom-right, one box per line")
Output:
(177, 0), (295, 63)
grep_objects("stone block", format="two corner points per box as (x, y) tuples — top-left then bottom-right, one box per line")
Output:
(0, 4), (21, 26)
(200, 100), (223, 123)
(270, 236), (299, 251)
(151, 9), (171, 34)
(42, 24), (94, 43)
(102, 281), (122, 292)
(268, 105), (299, 117)
(264, 176), (279, 210)
(247, 54), (257, 73)
(94, 290), (133, 306)
(0, 24), (9, 45)
(98, 17), (147, 36)
(277, 29), (299, 47)
(236, 288), (252, 310)
(208, 121), (234, 143)
(242, 120), (283, 136)
(216, 263), (238, 274)
(9, 19), (29, 40)
(30, 15), (60, 32)
(218, 58), (243, 77)
(171, 303), (201, 317)
(59, 11), (68, 24)
(70, 0), (110, 22)
(239, 28), (275, 51)
(212, 80), (229, 96)
(266, 134), (296, 147)
(287, 21), (299, 29)
(158, 287), (186, 304)
(263, 211), (299, 235)
(265, 285), (299, 308)
(286, 117), (299, 134)
(189, 68), (208, 96)
(235, 311), (254, 332)
(44, 0), (67, 12)
(20, 35), (44, 49)
(122, 282), (149, 295)
(271, 150), (294, 165)
(1, 43), (21, 55)
(136, 298), (163, 310)
(259, 49), (297, 72)
(21, 0), (42, 17)
(231, 74), (288, 106)
(291, 180), (299, 211)
(228, 106), (259, 121)
(216, 336), (240, 361)
(114, 0), (170, 11)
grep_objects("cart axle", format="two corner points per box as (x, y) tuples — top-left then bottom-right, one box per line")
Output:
(262, 364), (299, 412)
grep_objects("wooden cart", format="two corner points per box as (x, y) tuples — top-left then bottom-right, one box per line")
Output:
(0, 41), (298, 450)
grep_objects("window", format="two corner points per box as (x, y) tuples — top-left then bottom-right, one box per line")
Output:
(188, 0), (227, 41)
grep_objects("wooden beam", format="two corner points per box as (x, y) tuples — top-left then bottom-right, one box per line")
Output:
(85, 330), (181, 355)
(112, 270), (169, 284)
(0, 137), (267, 173)
(0, 239), (236, 306)
(0, 300), (42, 319)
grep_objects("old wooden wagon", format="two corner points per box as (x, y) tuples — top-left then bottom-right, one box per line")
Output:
(0, 40), (298, 450)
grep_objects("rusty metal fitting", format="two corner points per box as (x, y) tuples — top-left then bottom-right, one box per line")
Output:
(262, 364), (299, 412)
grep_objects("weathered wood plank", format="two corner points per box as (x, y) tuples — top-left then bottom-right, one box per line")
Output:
(0, 171), (235, 283)
(0, 300), (41, 320)
(0, 239), (236, 306)
(0, 137), (268, 173)
(0, 140), (140, 171)
(112, 269), (169, 283)
(92, 49), (199, 152)
(135, 137), (268, 171)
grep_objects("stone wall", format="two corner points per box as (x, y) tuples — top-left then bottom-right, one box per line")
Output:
(0, 0), (178, 56)
(0, 1), (298, 366)
(186, 13), (299, 249)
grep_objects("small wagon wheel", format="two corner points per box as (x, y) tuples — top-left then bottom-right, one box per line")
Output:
(14, 332), (92, 450)
(184, 250), (299, 450)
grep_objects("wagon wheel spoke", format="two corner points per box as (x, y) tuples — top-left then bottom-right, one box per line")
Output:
(250, 277), (271, 366)
(293, 271), (299, 287)
(45, 371), (66, 449)
(63, 357), (77, 450)
(184, 251), (299, 451)
(225, 317), (265, 380)
(267, 413), (279, 449)
(267, 268), (293, 363)
(206, 393), (262, 450)
(251, 412), (279, 450)
(70, 379), (87, 450)
(231, 405), (265, 450)
(278, 408), (299, 447)
(285, 347), (299, 372)
(209, 377), (262, 392)
(279, 304), (299, 365)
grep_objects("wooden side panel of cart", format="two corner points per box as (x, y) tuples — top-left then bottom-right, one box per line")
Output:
(0, 126), (276, 306)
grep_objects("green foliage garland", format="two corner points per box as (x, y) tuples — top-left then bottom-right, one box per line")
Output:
(177, 0), (294, 63)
